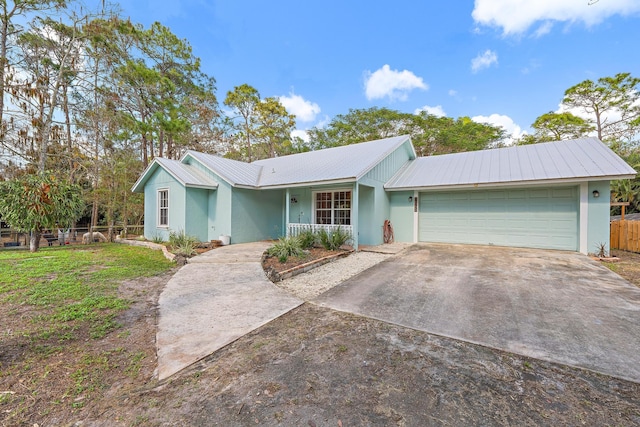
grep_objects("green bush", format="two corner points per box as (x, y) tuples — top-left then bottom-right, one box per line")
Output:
(151, 234), (165, 244)
(317, 227), (352, 251)
(168, 230), (199, 257)
(267, 236), (304, 263)
(297, 229), (317, 249)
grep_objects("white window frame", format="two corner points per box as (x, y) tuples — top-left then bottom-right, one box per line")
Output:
(312, 189), (352, 226)
(158, 188), (169, 227)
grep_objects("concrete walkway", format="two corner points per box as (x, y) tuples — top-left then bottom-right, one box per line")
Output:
(156, 242), (303, 380)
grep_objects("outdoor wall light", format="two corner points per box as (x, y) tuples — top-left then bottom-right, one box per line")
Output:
(408, 196), (413, 202)
(593, 190), (600, 198)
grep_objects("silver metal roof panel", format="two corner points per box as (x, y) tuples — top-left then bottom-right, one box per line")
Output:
(155, 157), (219, 189)
(184, 151), (262, 186)
(385, 137), (636, 190)
(253, 135), (412, 187)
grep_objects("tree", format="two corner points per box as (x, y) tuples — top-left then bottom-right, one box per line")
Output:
(307, 107), (505, 155)
(307, 107), (412, 149)
(562, 73), (640, 143)
(253, 97), (296, 159)
(0, 0), (67, 146)
(0, 173), (84, 252)
(224, 84), (260, 161)
(530, 111), (594, 142)
(11, 14), (85, 173)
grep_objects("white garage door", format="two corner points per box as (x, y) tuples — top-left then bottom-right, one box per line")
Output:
(419, 187), (578, 251)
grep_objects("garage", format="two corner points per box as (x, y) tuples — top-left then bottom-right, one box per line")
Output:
(418, 186), (579, 251)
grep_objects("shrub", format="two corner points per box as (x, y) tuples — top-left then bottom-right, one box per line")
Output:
(317, 227), (352, 251)
(297, 229), (317, 249)
(168, 230), (199, 257)
(151, 234), (165, 244)
(267, 236), (304, 263)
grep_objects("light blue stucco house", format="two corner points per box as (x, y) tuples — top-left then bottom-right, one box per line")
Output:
(132, 135), (636, 254)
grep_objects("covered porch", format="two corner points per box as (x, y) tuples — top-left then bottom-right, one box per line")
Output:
(284, 185), (357, 249)
(282, 182), (387, 251)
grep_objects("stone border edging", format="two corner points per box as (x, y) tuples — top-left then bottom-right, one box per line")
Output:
(115, 237), (176, 262)
(264, 249), (354, 282)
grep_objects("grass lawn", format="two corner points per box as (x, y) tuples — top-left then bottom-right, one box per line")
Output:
(0, 243), (174, 422)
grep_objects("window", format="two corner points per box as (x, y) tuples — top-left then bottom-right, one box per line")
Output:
(314, 190), (351, 225)
(158, 189), (169, 227)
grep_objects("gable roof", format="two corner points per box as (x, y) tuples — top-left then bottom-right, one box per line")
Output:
(385, 137), (637, 191)
(131, 157), (219, 193)
(253, 135), (414, 187)
(183, 151), (263, 187)
(184, 134), (414, 188)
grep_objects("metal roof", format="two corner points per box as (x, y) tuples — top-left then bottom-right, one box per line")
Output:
(182, 135), (413, 188)
(131, 157), (219, 193)
(184, 151), (262, 186)
(385, 137), (637, 190)
(253, 135), (413, 187)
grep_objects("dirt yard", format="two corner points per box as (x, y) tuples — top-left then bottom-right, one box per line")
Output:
(2, 250), (640, 426)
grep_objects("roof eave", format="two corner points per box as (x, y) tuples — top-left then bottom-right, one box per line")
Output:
(385, 174), (637, 192)
(131, 160), (160, 193)
(185, 183), (219, 190)
(243, 177), (358, 190)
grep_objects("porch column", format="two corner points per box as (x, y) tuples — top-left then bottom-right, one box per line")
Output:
(352, 183), (359, 251)
(285, 188), (291, 237)
(579, 182), (588, 254)
(413, 190), (419, 243)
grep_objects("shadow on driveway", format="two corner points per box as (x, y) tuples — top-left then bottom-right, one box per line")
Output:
(314, 243), (640, 383)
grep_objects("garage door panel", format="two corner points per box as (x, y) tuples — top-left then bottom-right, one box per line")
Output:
(419, 187), (578, 251)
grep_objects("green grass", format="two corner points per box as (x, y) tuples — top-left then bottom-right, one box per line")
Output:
(0, 244), (174, 340)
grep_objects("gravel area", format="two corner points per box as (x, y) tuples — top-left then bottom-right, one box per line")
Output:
(275, 251), (391, 300)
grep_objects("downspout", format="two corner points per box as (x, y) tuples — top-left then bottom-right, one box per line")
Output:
(353, 183), (359, 251)
(285, 188), (291, 237)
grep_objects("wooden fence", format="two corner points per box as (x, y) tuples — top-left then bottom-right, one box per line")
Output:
(610, 220), (640, 252)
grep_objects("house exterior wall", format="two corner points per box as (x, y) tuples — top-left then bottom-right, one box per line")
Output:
(287, 188), (312, 224)
(207, 180), (232, 241)
(143, 168), (186, 241)
(181, 157), (234, 242)
(587, 180), (611, 255)
(388, 191), (414, 242)
(357, 139), (414, 245)
(185, 188), (209, 242)
(358, 185), (375, 245)
(231, 188), (284, 243)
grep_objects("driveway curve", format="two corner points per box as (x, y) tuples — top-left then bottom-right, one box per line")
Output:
(314, 243), (640, 383)
(156, 242), (302, 380)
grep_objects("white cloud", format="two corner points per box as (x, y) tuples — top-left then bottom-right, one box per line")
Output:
(291, 129), (310, 143)
(448, 89), (458, 97)
(414, 105), (447, 117)
(472, 0), (640, 36)
(278, 92), (321, 123)
(471, 50), (498, 73)
(364, 64), (428, 101)
(472, 113), (526, 144)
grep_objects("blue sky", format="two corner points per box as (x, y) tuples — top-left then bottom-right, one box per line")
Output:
(114, 0), (640, 142)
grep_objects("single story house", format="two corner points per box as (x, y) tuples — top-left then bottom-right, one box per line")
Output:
(132, 135), (636, 254)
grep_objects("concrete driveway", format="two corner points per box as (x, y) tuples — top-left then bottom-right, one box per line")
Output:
(314, 243), (640, 383)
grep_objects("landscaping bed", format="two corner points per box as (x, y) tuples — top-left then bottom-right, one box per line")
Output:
(262, 247), (352, 281)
